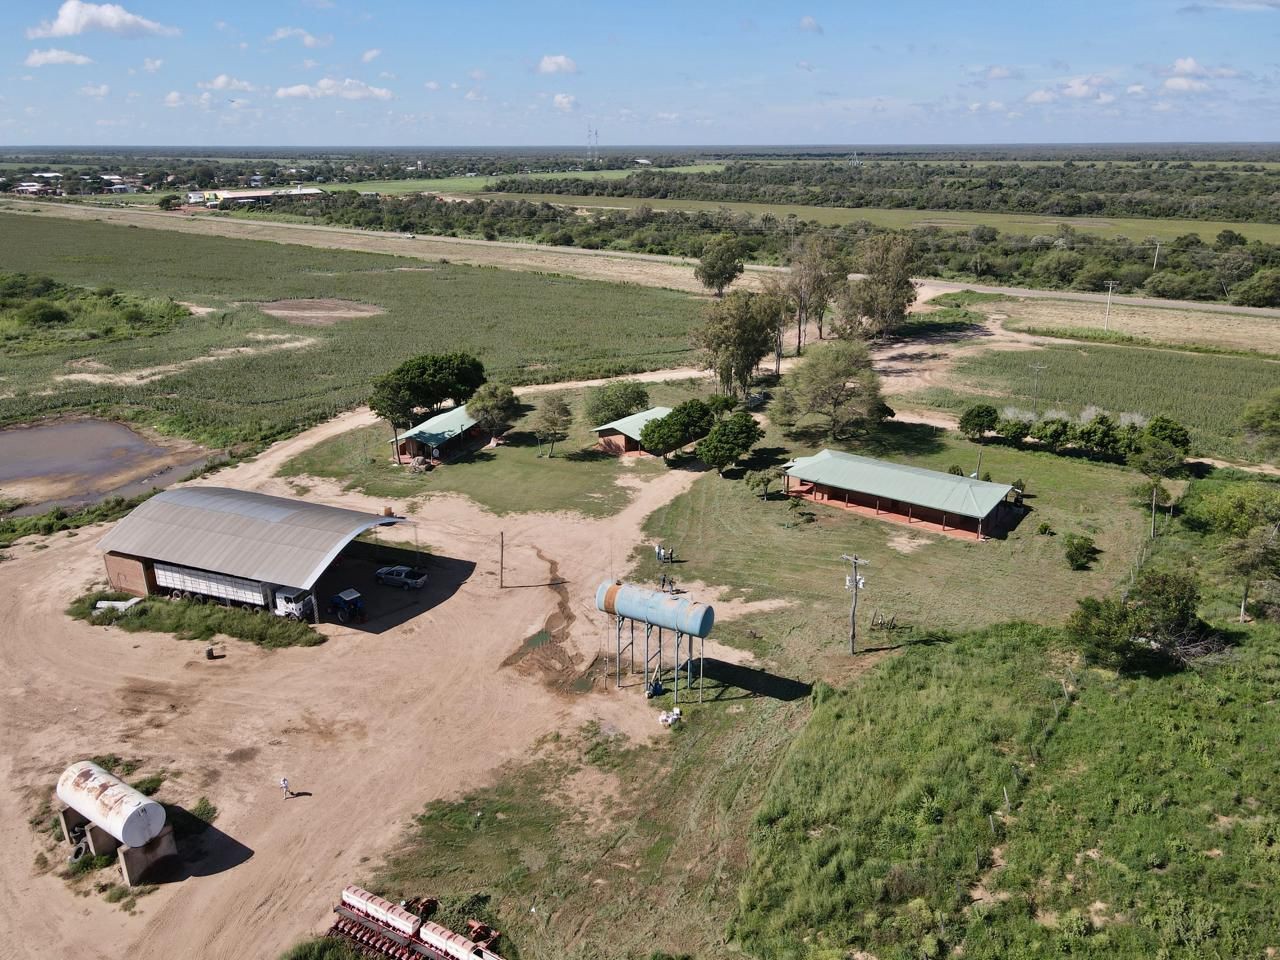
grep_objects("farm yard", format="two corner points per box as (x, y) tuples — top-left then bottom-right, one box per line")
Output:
(4, 144), (1280, 960)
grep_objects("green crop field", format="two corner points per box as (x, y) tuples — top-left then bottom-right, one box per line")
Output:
(309, 164), (725, 197)
(0, 213), (703, 446)
(476, 191), (1280, 243)
(910, 341), (1278, 459)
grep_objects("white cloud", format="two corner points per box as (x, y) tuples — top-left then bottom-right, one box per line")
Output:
(199, 73), (252, 92)
(79, 82), (108, 97)
(1164, 75), (1209, 91)
(799, 14), (823, 33)
(537, 54), (577, 74)
(553, 92), (576, 112)
(275, 77), (391, 100)
(163, 90), (181, 107)
(1096, 91), (1116, 104)
(1062, 74), (1107, 98)
(464, 88), (485, 101)
(302, 58), (318, 69)
(985, 65), (1016, 80)
(27, 1), (178, 38)
(25, 47), (92, 66)
(1025, 88), (1056, 103)
(269, 26), (330, 48)
(1173, 56), (1205, 75)
(1126, 83), (1146, 95)
(361, 48), (380, 63)
(424, 80), (440, 91)
(468, 68), (487, 81)
(142, 56), (162, 72)
(968, 100), (1005, 112)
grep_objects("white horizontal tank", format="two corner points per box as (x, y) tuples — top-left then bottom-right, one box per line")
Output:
(56, 760), (167, 848)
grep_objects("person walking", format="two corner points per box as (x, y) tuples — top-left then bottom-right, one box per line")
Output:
(280, 777), (291, 799)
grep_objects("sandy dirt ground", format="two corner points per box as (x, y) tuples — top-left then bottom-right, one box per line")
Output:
(56, 333), (317, 387)
(251, 299), (387, 327)
(0, 406), (755, 960)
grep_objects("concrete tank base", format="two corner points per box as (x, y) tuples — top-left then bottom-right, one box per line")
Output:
(118, 824), (178, 887)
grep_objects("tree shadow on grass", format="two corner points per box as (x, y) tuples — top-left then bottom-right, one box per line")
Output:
(561, 447), (617, 463)
(740, 446), (791, 471)
(856, 629), (955, 654)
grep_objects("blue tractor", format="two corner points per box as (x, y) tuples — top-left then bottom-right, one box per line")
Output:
(327, 588), (366, 624)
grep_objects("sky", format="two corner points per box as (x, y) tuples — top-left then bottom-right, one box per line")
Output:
(2, 0), (1279, 147)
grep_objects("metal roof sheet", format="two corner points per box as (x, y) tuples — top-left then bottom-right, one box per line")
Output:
(393, 404), (478, 447)
(98, 487), (404, 589)
(592, 406), (672, 442)
(785, 449), (1012, 519)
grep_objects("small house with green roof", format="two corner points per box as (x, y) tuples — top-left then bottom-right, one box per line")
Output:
(784, 449), (1014, 540)
(392, 404), (485, 463)
(592, 406), (672, 455)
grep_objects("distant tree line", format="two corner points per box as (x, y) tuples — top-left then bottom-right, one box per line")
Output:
(493, 160), (1280, 223)
(263, 191), (1280, 306)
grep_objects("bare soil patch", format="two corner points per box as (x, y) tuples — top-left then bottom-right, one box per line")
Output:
(56, 333), (316, 386)
(177, 301), (218, 316)
(251, 298), (386, 326)
(986, 298), (1280, 355)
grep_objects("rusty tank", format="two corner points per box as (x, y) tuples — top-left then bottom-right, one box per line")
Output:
(595, 580), (715, 637)
(56, 760), (166, 848)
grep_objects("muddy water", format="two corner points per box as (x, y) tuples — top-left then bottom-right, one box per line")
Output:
(0, 419), (209, 515)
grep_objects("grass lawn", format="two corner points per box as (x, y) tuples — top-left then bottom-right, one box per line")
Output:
(643, 421), (1146, 639)
(0, 214), (702, 446)
(907, 341), (1277, 459)
(279, 381), (713, 516)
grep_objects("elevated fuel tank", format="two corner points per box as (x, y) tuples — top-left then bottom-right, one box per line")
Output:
(56, 761), (166, 848)
(595, 580), (714, 637)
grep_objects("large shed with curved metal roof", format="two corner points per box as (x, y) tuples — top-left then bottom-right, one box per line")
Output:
(98, 486), (404, 600)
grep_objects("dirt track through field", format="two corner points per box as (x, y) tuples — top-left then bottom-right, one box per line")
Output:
(7, 201), (1280, 319)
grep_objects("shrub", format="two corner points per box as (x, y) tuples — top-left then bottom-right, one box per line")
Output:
(585, 381), (650, 427)
(958, 403), (998, 441)
(1145, 415), (1191, 452)
(996, 417), (1032, 443)
(1037, 521), (1054, 536)
(68, 591), (323, 648)
(1068, 570), (1214, 670)
(1063, 533), (1097, 570)
(947, 464), (963, 476)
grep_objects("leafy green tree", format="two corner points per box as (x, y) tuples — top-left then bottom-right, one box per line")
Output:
(1184, 481), (1280, 537)
(696, 412), (764, 476)
(694, 290), (774, 397)
(694, 233), (745, 296)
(667, 398), (715, 442)
(639, 414), (686, 460)
(781, 341), (884, 440)
(1068, 570), (1211, 670)
(1230, 268), (1280, 307)
(836, 235), (917, 338)
(758, 274), (794, 372)
(1145, 415), (1191, 452)
(786, 235), (845, 350)
(467, 382), (519, 437)
(1073, 413), (1120, 457)
(1242, 387), (1280, 460)
(157, 194), (181, 210)
(1030, 417), (1072, 451)
(958, 404), (999, 442)
(706, 394), (737, 418)
(531, 395), (572, 457)
(1129, 438), (1185, 539)
(586, 381), (650, 427)
(744, 467), (784, 500)
(1221, 522), (1280, 622)
(996, 417), (1032, 444)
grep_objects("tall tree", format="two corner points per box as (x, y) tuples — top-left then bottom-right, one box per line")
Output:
(836, 235), (918, 338)
(368, 369), (419, 464)
(1129, 438), (1185, 539)
(586, 381), (650, 427)
(531, 395), (573, 457)
(693, 291), (774, 397)
(786, 235), (845, 353)
(773, 341), (884, 440)
(467, 382), (519, 438)
(1222, 522), (1280, 623)
(958, 404), (999, 442)
(756, 274), (793, 375)
(694, 233), (745, 297)
(696, 411), (764, 476)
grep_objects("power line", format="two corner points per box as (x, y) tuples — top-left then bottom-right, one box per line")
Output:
(839, 554), (869, 654)
(1103, 280), (1119, 332)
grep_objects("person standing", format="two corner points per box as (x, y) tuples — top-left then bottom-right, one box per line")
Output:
(280, 777), (291, 799)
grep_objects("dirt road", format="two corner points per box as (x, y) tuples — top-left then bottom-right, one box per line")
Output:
(0, 423), (715, 959)
(7, 200), (1280, 319)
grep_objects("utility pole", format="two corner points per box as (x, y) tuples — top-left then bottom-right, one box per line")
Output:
(1152, 241), (1162, 272)
(1103, 280), (1118, 332)
(499, 530), (504, 589)
(840, 554), (868, 654)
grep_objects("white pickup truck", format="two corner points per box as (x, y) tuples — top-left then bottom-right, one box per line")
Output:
(375, 565), (429, 589)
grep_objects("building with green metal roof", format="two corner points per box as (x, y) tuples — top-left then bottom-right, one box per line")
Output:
(391, 404), (484, 462)
(593, 406), (672, 454)
(784, 449), (1014, 539)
